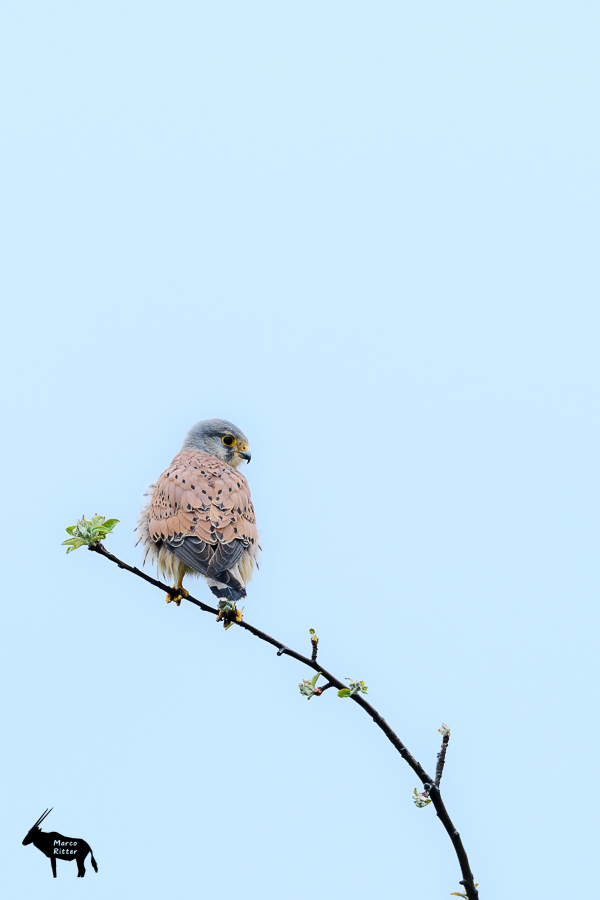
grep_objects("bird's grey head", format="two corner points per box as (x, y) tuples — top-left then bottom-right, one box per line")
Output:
(181, 419), (251, 468)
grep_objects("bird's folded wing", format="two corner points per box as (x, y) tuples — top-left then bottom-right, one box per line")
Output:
(147, 450), (257, 554)
(166, 534), (246, 578)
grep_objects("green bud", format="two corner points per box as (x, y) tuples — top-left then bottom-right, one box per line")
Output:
(62, 515), (120, 552)
(299, 672), (322, 699)
(337, 678), (369, 698)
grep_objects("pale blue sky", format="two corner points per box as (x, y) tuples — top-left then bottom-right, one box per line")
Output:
(1, 3), (598, 898)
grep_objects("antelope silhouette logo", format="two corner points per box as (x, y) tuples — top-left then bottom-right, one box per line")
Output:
(22, 808), (98, 878)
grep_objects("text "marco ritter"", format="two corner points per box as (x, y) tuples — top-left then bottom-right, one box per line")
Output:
(54, 840), (79, 855)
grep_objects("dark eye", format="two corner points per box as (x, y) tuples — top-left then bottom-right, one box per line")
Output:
(222, 435), (236, 447)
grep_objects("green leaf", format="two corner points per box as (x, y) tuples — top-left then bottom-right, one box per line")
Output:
(102, 519), (120, 531)
(337, 688), (351, 698)
(64, 539), (86, 554)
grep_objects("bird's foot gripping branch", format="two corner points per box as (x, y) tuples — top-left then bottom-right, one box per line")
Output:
(216, 599), (244, 629)
(166, 586), (189, 606)
(63, 517), (480, 900)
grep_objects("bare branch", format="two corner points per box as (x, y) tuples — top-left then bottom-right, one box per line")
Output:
(436, 724), (451, 789)
(88, 542), (479, 900)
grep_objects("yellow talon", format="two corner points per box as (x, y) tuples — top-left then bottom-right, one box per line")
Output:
(216, 603), (244, 628)
(223, 605), (244, 629)
(166, 586), (189, 606)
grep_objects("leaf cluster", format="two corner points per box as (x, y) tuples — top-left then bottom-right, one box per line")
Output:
(298, 672), (322, 699)
(61, 515), (119, 553)
(337, 678), (368, 699)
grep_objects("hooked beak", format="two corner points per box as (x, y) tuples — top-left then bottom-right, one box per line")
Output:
(238, 450), (251, 463)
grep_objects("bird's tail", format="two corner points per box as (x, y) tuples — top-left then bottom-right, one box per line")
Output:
(210, 584), (245, 603)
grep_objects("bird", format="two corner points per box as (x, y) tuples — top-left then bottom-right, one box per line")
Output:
(136, 419), (258, 617)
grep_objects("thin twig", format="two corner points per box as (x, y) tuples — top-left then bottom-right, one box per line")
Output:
(436, 730), (450, 788)
(89, 542), (479, 900)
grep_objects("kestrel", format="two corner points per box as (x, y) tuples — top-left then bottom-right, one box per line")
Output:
(136, 419), (258, 612)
